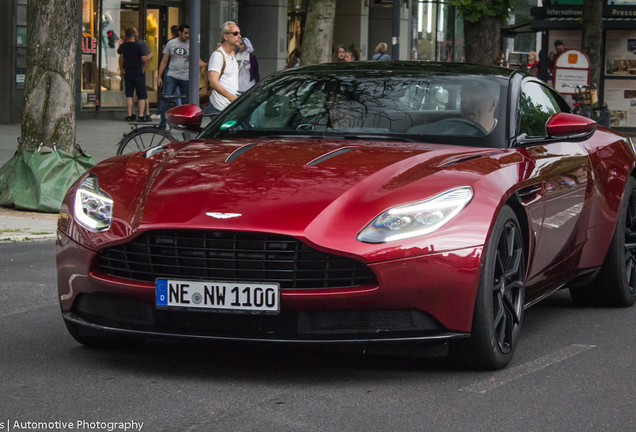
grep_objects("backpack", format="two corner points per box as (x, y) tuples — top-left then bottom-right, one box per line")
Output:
(199, 49), (227, 105)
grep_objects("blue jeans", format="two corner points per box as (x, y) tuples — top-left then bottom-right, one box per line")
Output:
(206, 103), (221, 114)
(159, 75), (189, 127)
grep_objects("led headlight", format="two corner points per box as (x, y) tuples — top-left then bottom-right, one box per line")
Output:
(73, 174), (113, 232)
(357, 186), (473, 243)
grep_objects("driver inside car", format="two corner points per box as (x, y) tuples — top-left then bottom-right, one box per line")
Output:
(408, 80), (500, 136)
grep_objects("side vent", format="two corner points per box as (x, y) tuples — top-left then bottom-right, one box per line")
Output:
(225, 143), (257, 163)
(307, 146), (358, 166)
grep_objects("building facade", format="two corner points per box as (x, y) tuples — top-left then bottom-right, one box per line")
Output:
(2, 0), (478, 124)
(531, 0), (636, 129)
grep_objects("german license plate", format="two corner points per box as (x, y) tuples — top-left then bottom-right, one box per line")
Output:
(156, 279), (280, 314)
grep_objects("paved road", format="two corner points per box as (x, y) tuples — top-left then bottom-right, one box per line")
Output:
(2, 240), (636, 432)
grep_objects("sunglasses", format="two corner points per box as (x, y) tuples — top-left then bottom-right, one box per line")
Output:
(227, 31), (241, 36)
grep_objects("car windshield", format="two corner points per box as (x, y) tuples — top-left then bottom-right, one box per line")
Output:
(199, 70), (508, 147)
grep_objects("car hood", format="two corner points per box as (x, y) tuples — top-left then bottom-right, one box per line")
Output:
(136, 137), (498, 232)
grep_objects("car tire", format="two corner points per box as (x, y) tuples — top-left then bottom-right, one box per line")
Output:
(450, 205), (525, 370)
(570, 176), (636, 307)
(64, 319), (143, 349)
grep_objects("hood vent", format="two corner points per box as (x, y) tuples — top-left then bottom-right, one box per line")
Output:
(225, 143), (257, 163)
(307, 146), (358, 166)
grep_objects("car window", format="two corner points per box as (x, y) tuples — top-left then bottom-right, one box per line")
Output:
(517, 82), (561, 138)
(200, 72), (508, 147)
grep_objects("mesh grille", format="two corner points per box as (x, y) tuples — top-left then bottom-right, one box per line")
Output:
(99, 230), (376, 289)
(72, 294), (445, 338)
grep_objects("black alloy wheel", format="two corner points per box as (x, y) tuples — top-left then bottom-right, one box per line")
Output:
(492, 219), (525, 354)
(570, 176), (636, 307)
(623, 186), (636, 296)
(450, 205), (525, 370)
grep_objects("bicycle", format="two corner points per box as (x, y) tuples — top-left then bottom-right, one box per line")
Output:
(116, 94), (187, 155)
(571, 84), (611, 127)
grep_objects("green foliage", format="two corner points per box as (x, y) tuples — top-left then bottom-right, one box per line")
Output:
(518, 92), (556, 137)
(453, 0), (515, 23)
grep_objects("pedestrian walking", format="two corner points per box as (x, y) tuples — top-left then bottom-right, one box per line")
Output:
(372, 43), (391, 61)
(117, 27), (152, 121)
(236, 37), (260, 93)
(157, 24), (191, 128)
(132, 26), (152, 121)
(207, 21), (241, 113)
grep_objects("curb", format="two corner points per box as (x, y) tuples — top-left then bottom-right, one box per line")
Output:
(0, 233), (57, 242)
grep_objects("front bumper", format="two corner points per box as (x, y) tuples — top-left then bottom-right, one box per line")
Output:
(57, 231), (483, 341)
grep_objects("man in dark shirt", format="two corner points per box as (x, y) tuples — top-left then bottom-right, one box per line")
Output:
(117, 27), (152, 121)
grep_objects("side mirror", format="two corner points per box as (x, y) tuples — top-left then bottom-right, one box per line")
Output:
(546, 112), (596, 140)
(166, 104), (203, 134)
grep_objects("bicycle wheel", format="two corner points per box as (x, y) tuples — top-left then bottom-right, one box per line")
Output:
(116, 127), (178, 156)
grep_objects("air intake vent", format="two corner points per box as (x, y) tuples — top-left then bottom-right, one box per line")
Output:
(99, 230), (376, 289)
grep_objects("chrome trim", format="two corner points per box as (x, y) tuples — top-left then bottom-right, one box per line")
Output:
(60, 274), (86, 301)
(205, 212), (242, 219)
(225, 143), (257, 163)
(306, 146), (358, 166)
(63, 312), (469, 344)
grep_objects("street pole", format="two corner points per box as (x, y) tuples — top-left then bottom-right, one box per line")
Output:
(189, 0), (201, 106)
(392, 0), (400, 60)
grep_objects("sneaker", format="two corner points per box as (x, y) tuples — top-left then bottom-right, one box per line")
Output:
(137, 116), (148, 123)
(124, 115), (136, 122)
(144, 115), (153, 122)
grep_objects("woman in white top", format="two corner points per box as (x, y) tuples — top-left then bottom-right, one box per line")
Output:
(235, 37), (260, 93)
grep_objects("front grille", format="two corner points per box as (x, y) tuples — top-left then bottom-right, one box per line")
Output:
(99, 230), (376, 289)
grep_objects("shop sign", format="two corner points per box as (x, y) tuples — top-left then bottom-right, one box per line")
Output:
(545, 7), (582, 17)
(553, 49), (590, 95)
(16, 69), (25, 87)
(82, 37), (97, 54)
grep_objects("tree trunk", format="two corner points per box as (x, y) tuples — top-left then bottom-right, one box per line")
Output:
(302, 0), (337, 66)
(20, 0), (78, 154)
(463, 15), (501, 65)
(0, 0), (92, 212)
(581, 0), (603, 88)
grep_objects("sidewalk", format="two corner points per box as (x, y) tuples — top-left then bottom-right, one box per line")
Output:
(0, 119), (132, 242)
(0, 119), (133, 167)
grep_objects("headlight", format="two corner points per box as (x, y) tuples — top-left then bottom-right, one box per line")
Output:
(73, 174), (113, 232)
(357, 186), (473, 243)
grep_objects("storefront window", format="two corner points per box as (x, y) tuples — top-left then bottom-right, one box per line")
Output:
(81, 0), (99, 108)
(287, 0), (307, 60)
(144, 6), (180, 106)
(98, 0), (139, 108)
(412, 1), (463, 62)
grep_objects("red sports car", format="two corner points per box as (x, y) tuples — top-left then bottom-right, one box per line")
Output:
(57, 62), (636, 369)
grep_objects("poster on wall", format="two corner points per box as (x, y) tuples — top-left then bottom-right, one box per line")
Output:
(605, 30), (636, 76)
(604, 80), (636, 127)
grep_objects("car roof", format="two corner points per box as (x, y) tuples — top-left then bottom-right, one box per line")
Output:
(284, 61), (517, 80)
